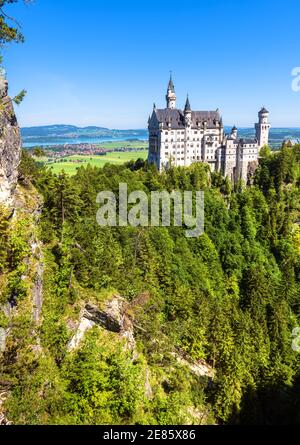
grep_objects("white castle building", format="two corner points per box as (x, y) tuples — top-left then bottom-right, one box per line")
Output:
(148, 77), (271, 183)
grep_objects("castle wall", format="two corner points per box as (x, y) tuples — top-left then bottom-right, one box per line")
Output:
(223, 140), (238, 181)
(236, 143), (259, 183)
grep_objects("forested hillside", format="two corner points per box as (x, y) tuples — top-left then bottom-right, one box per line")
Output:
(0, 145), (299, 424)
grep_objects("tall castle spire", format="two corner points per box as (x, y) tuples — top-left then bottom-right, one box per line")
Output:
(166, 73), (176, 109)
(168, 74), (175, 93)
(184, 94), (191, 112)
(184, 94), (192, 127)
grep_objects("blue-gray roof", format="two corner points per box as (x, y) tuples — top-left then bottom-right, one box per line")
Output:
(167, 77), (175, 93)
(259, 107), (269, 114)
(154, 109), (222, 129)
(184, 96), (191, 112)
(239, 138), (257, 145)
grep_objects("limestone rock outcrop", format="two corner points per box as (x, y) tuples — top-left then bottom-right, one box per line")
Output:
(67, 295), (136, 352)
(173, 350), (215, 380)
(247, 160), (259, 186)
(0, 391), (11, 425)
(84, 300), (124, 333)
(0, 76), (21, 205)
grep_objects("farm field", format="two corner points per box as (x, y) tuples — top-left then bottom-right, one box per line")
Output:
(47, 150), (148, 175)
(98, 140), (148, 150)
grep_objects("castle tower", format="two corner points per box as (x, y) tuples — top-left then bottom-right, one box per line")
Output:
(184, 95), (192, 127)
(255, 107), (271, 148)
(166, 75), (176, 109)
(231, 125), (238, 140)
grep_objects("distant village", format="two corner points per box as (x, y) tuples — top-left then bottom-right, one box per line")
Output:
(28, 142), (148, 162)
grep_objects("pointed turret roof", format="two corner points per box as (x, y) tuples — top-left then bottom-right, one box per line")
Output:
(259, 106), (269, 114)
(167, 74), (175, 93)
(184, 95), (191, 112)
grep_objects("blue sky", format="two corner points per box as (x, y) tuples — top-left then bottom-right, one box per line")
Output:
(3, 0), (300, 128)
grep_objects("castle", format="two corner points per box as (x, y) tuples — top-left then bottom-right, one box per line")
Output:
(148, 77), (271, 183)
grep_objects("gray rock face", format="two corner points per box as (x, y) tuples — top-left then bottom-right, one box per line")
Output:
(31, 241), (44, 325)
(67, 296), (136, 352)
(247, 160), (259, 186)
(0, 328), (8, 353)
(173, 351), (215, 380)
(0, 77), (21, 205)
(84, 302), (123, 333)
(0, 391), (11, 425)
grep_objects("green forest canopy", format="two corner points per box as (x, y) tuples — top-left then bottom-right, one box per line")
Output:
(0, 145), (299, 424)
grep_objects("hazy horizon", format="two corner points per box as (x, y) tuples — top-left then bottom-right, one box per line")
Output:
(20, 123), (300, 130)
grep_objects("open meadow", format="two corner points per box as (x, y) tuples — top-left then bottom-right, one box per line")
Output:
(47, 150), (148, 175)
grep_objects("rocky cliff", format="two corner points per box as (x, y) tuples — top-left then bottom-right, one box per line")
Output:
(0, 76), (21, 205)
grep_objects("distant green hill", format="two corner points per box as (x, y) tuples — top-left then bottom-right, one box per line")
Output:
(21, 125), (148, 143)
